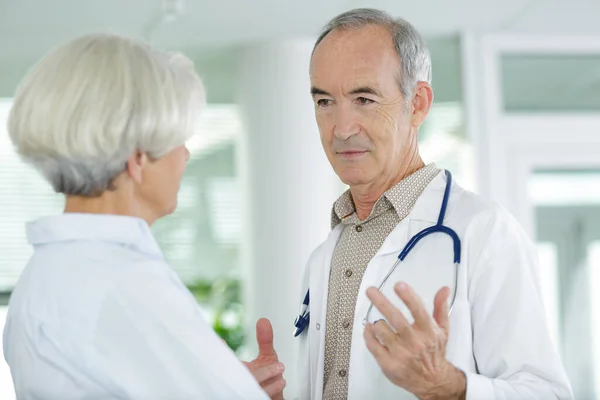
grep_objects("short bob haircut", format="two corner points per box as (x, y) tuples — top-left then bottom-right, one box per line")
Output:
(8, 33), (206, 197)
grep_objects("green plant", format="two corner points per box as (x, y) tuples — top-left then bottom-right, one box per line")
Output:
(187, 278), (245, 352)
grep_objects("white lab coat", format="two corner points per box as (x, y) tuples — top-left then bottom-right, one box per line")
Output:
(297, 172), (573, 400)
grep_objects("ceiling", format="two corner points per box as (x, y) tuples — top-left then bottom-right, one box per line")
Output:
(0, 0), (536, 51)
(2, 0), (600, 104)
(3, 0), (600, 51)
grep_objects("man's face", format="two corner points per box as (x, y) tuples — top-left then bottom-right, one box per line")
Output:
(310, 25), (424, 187)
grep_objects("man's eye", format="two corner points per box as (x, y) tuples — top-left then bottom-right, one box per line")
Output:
(356, 97), (374, 105)
(316, 99), (332, 107)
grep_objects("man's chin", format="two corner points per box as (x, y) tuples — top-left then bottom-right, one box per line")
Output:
(334, 163), (374, 185)
(338, 173), (372, 188)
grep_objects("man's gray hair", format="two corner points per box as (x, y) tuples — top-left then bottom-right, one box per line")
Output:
(314, 8), (432, 100)
(8, 33), (205, 197)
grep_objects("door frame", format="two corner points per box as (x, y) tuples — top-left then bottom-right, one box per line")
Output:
(461, 33), (600, 398)
(461, 33), (600, 235)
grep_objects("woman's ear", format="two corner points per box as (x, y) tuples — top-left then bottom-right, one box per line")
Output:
(125, 151), (149, 184)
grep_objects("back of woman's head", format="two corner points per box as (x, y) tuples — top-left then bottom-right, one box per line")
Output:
(8, 33), (205, 197)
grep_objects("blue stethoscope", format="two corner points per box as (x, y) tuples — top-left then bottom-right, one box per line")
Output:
(294, 170), (461, 337)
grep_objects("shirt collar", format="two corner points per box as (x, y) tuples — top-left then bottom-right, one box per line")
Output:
(331, 163), (441, 229)
(26, 213), (163, 260)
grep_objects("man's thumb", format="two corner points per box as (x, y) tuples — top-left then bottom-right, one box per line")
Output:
(256, 318), (277, 357)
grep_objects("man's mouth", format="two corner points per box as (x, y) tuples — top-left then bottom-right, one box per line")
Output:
(337, 150), (368, 159)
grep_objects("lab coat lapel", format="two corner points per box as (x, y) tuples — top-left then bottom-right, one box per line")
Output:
(408, 171), (448, 226)
(353, 172), (448, 324)
(371, 171), (447, 257)
(310, 224), (343, 400)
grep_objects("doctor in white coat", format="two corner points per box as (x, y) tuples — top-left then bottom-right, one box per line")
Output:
(296, 8), (573, 400)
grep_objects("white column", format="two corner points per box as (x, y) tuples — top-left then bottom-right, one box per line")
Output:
(237, 39), (342, 398)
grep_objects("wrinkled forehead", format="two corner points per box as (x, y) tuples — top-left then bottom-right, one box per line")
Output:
(309, 26), (401, 95)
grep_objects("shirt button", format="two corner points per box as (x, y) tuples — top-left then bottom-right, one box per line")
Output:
(355, 225), (363, 232)
(316, 323), (320, 330)
(338, 369), (347, 377)
(342, 320), (350, 329)
(345, 269), (352, 277)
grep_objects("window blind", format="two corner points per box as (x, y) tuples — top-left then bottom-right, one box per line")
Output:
(0, 100), (242, 292)
(0, 99), (64, 291)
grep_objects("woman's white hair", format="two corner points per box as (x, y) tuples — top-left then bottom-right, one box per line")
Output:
(8, 33), (206, 196)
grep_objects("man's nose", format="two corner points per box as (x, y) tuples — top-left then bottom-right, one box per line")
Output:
(333, 106), (360, 140)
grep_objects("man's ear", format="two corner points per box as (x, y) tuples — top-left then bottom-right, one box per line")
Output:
(410, 81), (434, 128)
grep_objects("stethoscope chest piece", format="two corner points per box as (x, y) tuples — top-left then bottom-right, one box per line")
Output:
(293, 289), (310, 336)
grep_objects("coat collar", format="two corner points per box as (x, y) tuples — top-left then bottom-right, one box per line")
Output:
(26, 213), (163, 260)
(375, 171), (448, 256)
(330, 164), (440, 229)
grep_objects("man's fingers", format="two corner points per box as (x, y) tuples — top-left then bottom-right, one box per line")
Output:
(433, 286), (451, 334)
(394, 282), (433, 332)
(366, 287), (412, 336)
(256, 318), (278, 358)
(250, 361), (285, 384)
(363, 322), (391, 363)
(372, 319), (397, 348)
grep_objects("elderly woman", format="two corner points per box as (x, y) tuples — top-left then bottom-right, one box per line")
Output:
(3, 34), (284, 399)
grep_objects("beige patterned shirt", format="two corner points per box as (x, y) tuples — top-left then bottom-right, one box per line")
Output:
(322, 163), (440, 400)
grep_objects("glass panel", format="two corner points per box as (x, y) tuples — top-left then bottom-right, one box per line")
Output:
(501, 54), (600, 112)
(531, 169), (600, 398)
(427, 35), (462, 103)
(588, 242), (600, 399)
(536, 242), (560, 352)
(419, 102), (476, 192)
(529, 170), (600, 206)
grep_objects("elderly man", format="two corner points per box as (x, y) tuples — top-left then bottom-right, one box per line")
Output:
(296, 8), (573, 400)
